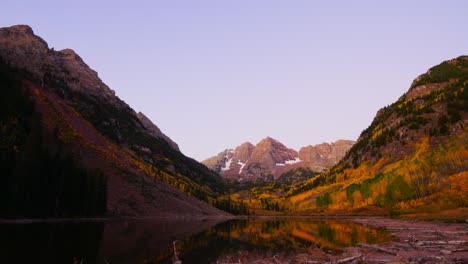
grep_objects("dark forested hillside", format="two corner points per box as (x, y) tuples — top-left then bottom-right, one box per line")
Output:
(0, 63), (106, 217)
(0, 25), (227, 217)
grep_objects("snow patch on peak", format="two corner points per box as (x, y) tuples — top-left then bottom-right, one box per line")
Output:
(277, 158), (301, 166)
(221, 158), (233, 171)
(237, 160), (246, 174)
(285, 157), (302, 165)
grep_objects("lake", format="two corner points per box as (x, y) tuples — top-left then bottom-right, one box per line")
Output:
(0, 217), (393, 264)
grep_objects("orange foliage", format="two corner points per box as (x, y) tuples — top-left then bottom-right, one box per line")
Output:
(288, 132), (468, 213)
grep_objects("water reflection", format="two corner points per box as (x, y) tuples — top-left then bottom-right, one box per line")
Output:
(0, 218), (393, 264)
(144, 218), (393, 264)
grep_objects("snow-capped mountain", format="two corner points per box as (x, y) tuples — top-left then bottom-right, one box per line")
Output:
(202, 137), (355, 181)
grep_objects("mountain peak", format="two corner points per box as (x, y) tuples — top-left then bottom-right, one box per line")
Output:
(262, 136), (278, 142)
(238, 142), (254, 148)
(7, 24), (34, 35)
(234, 142), (254, 153)
(405, 56), (468, 101)
(0, 24), (48, 49)
(0, 25), (49, 77)
(203, 138), (354, 181)
(257, 137), (284, 147)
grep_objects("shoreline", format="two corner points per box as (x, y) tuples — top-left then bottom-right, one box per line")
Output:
(0, 214), (235, 224)
(347, 217), (468, 263)
(216, 216), (468, 263)
(2, 208), (467, 224)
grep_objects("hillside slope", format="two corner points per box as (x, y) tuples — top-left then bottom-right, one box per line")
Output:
(0, 25), (226, 217)
(288, 56), (468, 213)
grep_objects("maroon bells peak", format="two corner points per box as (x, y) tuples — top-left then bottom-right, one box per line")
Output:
(202, 138), (355, 181)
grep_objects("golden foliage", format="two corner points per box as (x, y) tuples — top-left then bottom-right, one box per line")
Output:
(284, 132), (468, 213)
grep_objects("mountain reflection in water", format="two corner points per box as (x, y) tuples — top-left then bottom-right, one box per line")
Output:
(0, 217), (393, 264)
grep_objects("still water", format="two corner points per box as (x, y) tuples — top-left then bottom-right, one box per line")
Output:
(1, 217), (393, 264)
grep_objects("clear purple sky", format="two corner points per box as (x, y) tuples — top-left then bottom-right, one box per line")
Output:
(2, 0), (467, 161)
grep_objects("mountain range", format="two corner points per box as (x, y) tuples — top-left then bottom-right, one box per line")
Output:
(202, 138), (354, 181)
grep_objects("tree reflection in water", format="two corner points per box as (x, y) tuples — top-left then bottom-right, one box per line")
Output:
(144, 218), (393, 264)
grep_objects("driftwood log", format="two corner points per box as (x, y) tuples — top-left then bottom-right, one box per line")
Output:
(416, 240), (468, 246)
(336, 255), (363, 263)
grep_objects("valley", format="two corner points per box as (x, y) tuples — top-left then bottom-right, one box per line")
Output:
(211, 56), (468, 218)
(0, 23), (467, 263)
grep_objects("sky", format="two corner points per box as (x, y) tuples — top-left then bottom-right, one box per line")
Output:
(2, 0), (467, 161)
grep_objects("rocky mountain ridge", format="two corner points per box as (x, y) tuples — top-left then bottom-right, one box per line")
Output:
(0, 25), (179, 152)
(0, 25), (225, 217)
(202, 138), (355, 181)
